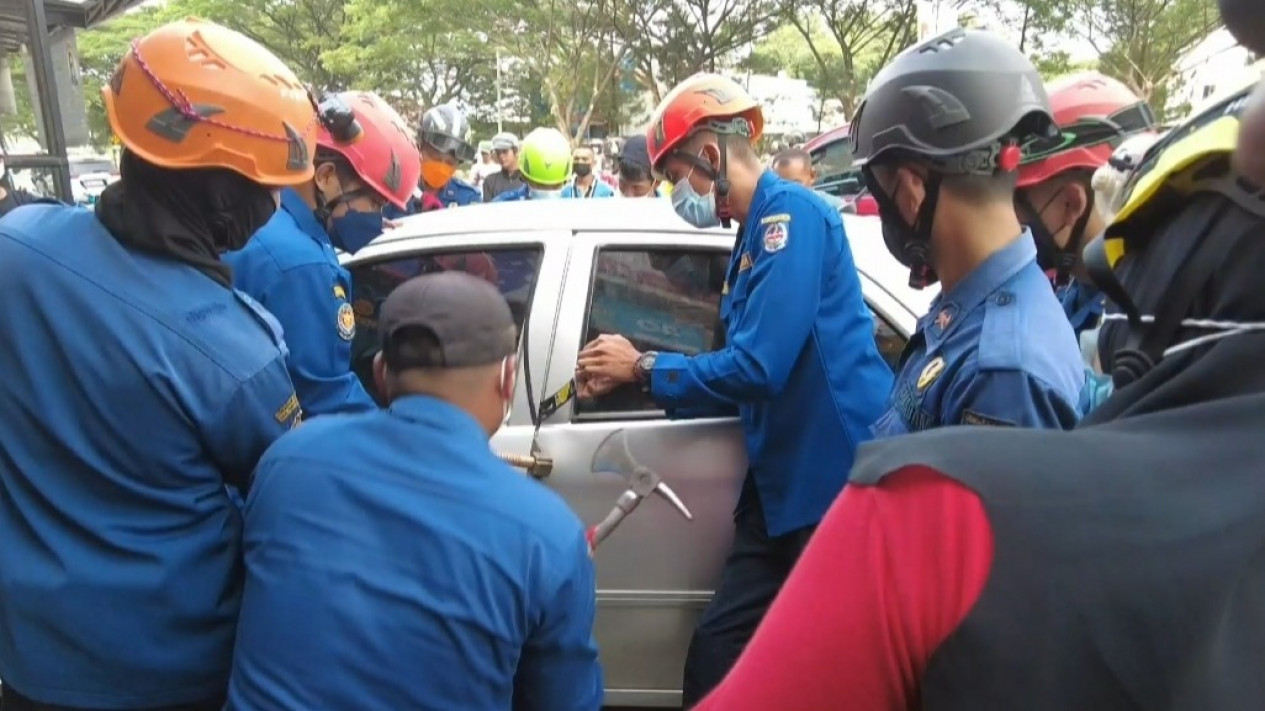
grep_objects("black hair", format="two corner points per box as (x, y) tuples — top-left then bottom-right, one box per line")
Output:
(618, 160), (654, 183)
(314, 147), (361, 184)
(940, 170), (1019, 206)
(773, 147), (813, 171)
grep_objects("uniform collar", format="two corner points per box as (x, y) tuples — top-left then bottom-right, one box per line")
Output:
(749, 170), (779, 214)
(923, 230), (1036, 346)
(388, 394), (490, 443)
(279, 187), (333, 246)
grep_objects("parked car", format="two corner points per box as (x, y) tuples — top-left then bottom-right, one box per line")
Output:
(342, 199), (936, 708)
(68, 157), (118, 206)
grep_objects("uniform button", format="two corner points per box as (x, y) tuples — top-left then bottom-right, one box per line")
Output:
(995, 291), (1014, 306)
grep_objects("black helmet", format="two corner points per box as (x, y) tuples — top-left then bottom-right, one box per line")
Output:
(1221, 0), (1265, 54)
(419, 104), (475, 162)
(851, 27), (1056, 174)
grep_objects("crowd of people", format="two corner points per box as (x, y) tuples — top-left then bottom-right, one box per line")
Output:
(0, 0), (1262, 708)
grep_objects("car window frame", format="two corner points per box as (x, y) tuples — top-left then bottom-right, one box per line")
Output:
(341, 231), (568, 427)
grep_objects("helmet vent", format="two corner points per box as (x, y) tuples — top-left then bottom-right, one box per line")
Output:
(902, 86), (970, 130)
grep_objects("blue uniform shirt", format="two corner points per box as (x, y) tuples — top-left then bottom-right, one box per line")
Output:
(562, 179), (616, 198)
(1059, 278), (1105, 338)
(648, 171), (894, 536)
(492, 184), (531, 202)
(384, 179), (483, 218)
(227, 395), (603, 711)
(870, 232), (1084, 438)
(224, 188), (375, 417)
(0, 205), (300, 708)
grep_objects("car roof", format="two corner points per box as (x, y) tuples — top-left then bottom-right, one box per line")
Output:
(376, 198), (937, 315)
(804, 123), (849, 154)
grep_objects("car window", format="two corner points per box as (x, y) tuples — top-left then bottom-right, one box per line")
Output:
(810, 138), (854, 185)
(576, 247), (728, 417)
(347, 246), (542, 401)
(577, 246), (911, 418)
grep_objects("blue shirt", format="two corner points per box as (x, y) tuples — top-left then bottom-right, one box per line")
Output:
(383, 179), (483, 218)
(562, 179), (616, 198)
(224, 188), (375, 417)
(492, 184), (531, 202)
(0, 204), (300, 708)
(870, 233), (1084, 437)
(226, 396), (603, 711)
(1059, 278), (1105, 338)
(648, 171), (894, 536)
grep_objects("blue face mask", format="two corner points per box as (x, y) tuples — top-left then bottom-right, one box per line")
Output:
(328, 209), (383, 254)
(529, 187), (563, 200)
(671, 176), (719, 229)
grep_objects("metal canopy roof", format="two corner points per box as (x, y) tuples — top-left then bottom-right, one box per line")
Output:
(0, 0), (145, 52)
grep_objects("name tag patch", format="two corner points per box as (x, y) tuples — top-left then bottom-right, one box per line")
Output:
(961, 409), (1015, 427)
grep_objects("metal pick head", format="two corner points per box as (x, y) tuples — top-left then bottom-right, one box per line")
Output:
(654, 482), (694, 521)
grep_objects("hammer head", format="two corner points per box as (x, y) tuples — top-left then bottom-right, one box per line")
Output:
(591, 429), (642, 483)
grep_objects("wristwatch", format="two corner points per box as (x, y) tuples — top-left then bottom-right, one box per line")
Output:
(634, 351), (659, 386)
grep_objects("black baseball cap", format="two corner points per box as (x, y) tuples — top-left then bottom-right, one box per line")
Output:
(379, 271), (517, 368)
(619, 135), (651, 172)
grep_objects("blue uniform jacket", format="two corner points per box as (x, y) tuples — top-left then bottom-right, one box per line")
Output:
(0, 205), (300, 708)
(562, 179), (616, 198)
(870, 233), (1084, 438)
(1059, 278), (1105, 338)
(648, 171), (894, 536)
(224, 188), (375, 417)
(492, 184), (531, 202)
(226, 396), (602, 711)
(384, 178), (483, 218)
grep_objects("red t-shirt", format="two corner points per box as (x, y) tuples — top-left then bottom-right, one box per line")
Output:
(694, 466), (994, 710)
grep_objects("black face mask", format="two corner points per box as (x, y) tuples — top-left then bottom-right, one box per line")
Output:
(867, 166), (940, 289)
(573, 163), (593, 178)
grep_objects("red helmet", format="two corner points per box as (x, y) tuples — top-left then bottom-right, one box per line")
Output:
(317, 91), (420, 210)
(645, 73), (764, 173)
(1017, 72), (1156, 187)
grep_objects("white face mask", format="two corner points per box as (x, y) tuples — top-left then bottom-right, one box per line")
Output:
(1100, 312), (1265, 359)
(498, 356), (513, 426)
(529, 187), (563, 200)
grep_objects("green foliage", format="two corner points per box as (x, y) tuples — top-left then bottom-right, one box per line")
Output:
(0, 60), (40, 148)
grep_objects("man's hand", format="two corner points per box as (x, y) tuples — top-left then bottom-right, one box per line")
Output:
(576, 372), (619, 399)
(383, 217), (402, 230)
(577, 334), (641, 386)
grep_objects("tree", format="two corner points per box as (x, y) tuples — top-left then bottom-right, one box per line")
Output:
(0, 58), (42, 147)
(1062, 0), (1222, 115)
(743, 22), (849, 131)
(781, 0), (921, 117)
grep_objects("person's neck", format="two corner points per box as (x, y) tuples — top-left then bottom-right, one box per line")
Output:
(576, 173), (594, 189)
(505, 162), (519, 175)
(727, 162), (762, 223)
(934, 201), (1024, 293)
(293, 182), (318, 209)
(1071, 210), (1108, 283)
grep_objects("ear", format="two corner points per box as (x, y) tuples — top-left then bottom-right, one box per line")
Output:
(1062, 179), (1091, 220)
(372, 351), (389, 401)
(501, 355), (517, 400)
(314, 162), (340, 194)
(894, 166), (927, 219)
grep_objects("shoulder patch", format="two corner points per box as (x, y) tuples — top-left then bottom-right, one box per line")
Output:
(337, 302), (356, 340)
(961, 409), (1015, 427)
(760, 212), (791, 225)
(333, 285), (346, 300)
(917, 356), (945, 391)
(762, 222), (788, 253)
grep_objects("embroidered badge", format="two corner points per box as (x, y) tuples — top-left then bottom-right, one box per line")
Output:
(935, 309), (953, 330)
(762, 222), (788, 253)
(916, 356), (945, 391)
(739, 253), (753, 272)
(961, 409), (1015, 427)
(337, 302), (356, 340)
(760, 212), (791, 225)
(333, 285), (347, 300)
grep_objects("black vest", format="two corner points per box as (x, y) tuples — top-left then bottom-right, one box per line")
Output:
(850, 385), (1265, 710)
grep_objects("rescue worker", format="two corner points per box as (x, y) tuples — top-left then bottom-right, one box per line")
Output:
(858, 28), (1085, 436)
(574, 73), (894, 707)
(0, 19), (310, 711)
(482, 131), (524, 201)
(413, 103), (482, 210)
(226, 272), (602, 711)
(772, 147), (846, 211)
(693, 8), (1265, 707)
(1015, 72), (1157, 339)
(491, 127), (573, 201)
(615, 135), (662, 197)
(224, 91), (420, 417)
(563, 144), (616, 198)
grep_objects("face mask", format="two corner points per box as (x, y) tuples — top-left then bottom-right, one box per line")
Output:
(573, 163), (593, 178)
(420, 160), (456, 190)
(671, 178), (719, 229)
(529, 188), (563, 200)
(328, 209), (383, 254)
(498, 356), (513, 427)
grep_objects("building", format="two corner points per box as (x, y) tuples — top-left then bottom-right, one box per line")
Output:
(1171, 27), (1263, 116)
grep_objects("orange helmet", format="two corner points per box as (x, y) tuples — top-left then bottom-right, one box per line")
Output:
(1017, 72), (1157, 187)
(315, 91), (421, 211)
(645, 73), (764, 173)
(102, 18), (318, 187)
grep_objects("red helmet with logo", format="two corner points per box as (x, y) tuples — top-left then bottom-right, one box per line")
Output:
(645, 73), (764, 173)
(1017, 72), (1157, 188)
(316, 91), (420, 210)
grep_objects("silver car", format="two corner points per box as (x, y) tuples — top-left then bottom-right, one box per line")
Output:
(343, 198), (936, 708)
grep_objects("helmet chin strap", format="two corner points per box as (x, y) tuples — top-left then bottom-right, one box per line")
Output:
(715, 134), (732, 228)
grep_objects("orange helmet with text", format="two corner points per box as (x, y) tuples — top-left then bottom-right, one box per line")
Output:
(645, 73), (764, 173)
(102, 17), (319, 186)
